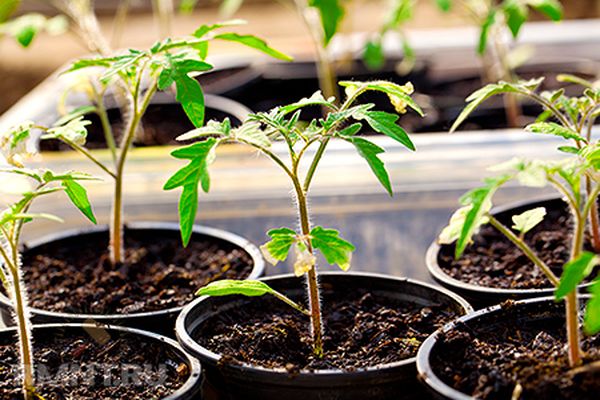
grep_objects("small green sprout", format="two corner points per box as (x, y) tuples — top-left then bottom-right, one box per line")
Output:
(440, 154), (600, 367)
(167, 80), (423, 357)
(47, 21), (290, 267)
(0, 121), (98, 400)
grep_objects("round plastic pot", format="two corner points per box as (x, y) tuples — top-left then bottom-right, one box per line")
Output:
(0, 222), (264, 337)
(176, 272), (473, 400)
(427, 196), (592, 309)
(416, 296), (590, 400)
(0, 323), (201, 399)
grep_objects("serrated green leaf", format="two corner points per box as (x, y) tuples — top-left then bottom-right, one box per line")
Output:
(308, 0), (344, 45)
(213, 33), (292, 61)
(232, 122), (270, 148)
(158, 67), (175, 90)
(310, 226), (355, 271)
(62, 179), (96, 224)
(525, 122), (585, 142)
(356, 110), (415, 151)
(478, 9), (496, 54)
(512, 207), (546, 234)
(175, 74), (205, 128)
(260, 227), (297, 266)
(339, 80), (423, 116)
(555, 252), (598, 300)
(504, 0), (528, 38)
(197, 279), (275, 297)
(527, 0), (563, 21)
(584, 278), (600, 334)
(173, 59), (213, 74)
(164, 138), (218, 246)
(337, 122), (362, 138)
(345, 137), (393, 196)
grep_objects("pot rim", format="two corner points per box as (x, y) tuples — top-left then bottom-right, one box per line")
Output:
(426, 195), (593, 296)
(415, 295), (591, 400)
(0, 221), (264, 320)
(176, 271), (473, 379)
(0, 322), (201, 400)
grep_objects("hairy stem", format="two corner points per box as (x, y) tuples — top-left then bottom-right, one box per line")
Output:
(293, 177), (323, 357)
(586, 177), (600, 252)
(566, 213), (584, 367)
(488, 215), (559, 285)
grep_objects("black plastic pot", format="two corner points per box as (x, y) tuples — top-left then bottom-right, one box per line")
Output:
(176, 272), (473, 400)
(0, 222), (264, 337)
(427, 196), (593, 309)
(0, 323), (201, 399)
(416, 296), (592, 400)
(37, 92), (252, 151)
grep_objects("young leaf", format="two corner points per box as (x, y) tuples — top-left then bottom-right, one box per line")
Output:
(364, 41), (385, 70)
(307, 0), (344, 46)
(192, 19), (246, 38)
(504, 0), (528, 38)
(555, 252), (598, 300)
(435, 0), (451, 12)
(310, 226), (355, 271)
(455, 176), (509, 258)
(344, 137), (393, 195)
(197, 279), (275, 297)
(525, 122), (585, 142)
(340, 80), (423, 116)
(527, 0), (563, 21)
(512, 207), (546, 234)
(478, 9), (496, 54)
(277, 91), (335, 115)
(177, 119), (231, 141)
(175, 75), (205, 128)
(61, 179), (97, 224)
(439, 205), (485, 245)
(584, 278), (600, 334)
(558, 146), (580, 155)
(259, 227), (297, 265)
(213, 33), (292, 61)
(354, 110), (415, 151)
(293, 242), (317, 276)
(164, 138), (218, 245)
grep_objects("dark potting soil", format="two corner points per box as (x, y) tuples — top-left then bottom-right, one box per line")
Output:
(196, 285), (460, 371)
(431, 301), (600, 399)
(438, 200), (597, 290)
(0, 328), (189, 399)
(39, 103), (236, 151)
(20, 228), (253, 314)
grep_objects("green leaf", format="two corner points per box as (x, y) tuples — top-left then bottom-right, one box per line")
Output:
(478, 9), (496, 54)
(504, 0), (528, 38)
(177, 119), (231, 141)
(164, 138), (218, 246)
(0, 0), (19, 22)
(345, 137), (393, 195)
(339, 80), (423, 116)
(62, 179), (97, 224)
(337, 122), (362, 138)
(197, 279), (276, 297)
(512, 207), (546, 234)
(15, 24), (35, 47)
(584, 278), (600, 334)
(555, 252), (598, 300)
(310, 226), (355, 271)
(193, 19), (246, 38)
(451, 81), (523, 132)
(525, 122), (585, 142)
(173, 59), (213, 74)
(175, 75), (205, 128)
(260, 227), (297, 265)
(278, 91), (335, 115)
(213, 33), (292, 61)
(355, 110), (415, 151)
(364, 40), (385, 70)
(435, 0), (452, 12)
(232, 122), (271, 148)
(439, 205), (486, 245)
(527, 0), (563, 21)
(557, 146), (580, 155)
(455, 176), (509, 258)
(307, 0), (345, 45)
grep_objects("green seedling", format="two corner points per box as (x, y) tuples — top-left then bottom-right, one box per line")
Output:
(0, 0), (67, 48)
(166, 80), (423, 357)
(451, 76), (600, 251)
(46, 22), (290, 267)
(437, 0), (563, 127)
(0, 121), (97, 400)
(440, 155), (600, 368)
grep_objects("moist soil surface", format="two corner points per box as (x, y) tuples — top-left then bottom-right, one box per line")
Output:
(431, 301), (600, 399)
(196, 285), (460, 371)
(0, 328), (189, 399)
(438, 200), (596, 289)
(19, 227), (253, 314)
